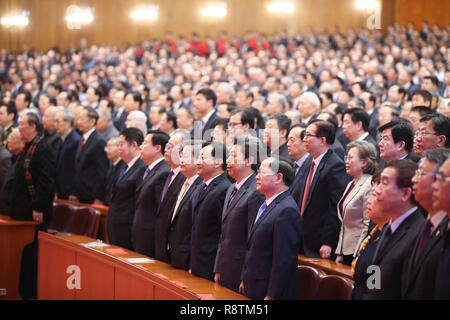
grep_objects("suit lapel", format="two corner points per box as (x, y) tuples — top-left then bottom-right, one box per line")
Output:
(223, 174), (255, 222)
(193, 173), (224, 211)
(303, 150), (331, 212)
(340, 175), (369, 220)
(136, 160), (164, 193)
(171, 176), (202, 225)
(248, 191), (288, 242)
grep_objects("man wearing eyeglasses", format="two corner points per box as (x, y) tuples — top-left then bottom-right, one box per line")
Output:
(403, 148), (450, 299)
(240, 157), (301, 300)
(433, 157), (450, 299)
(297, 120), (351, 259)
(413, 113), (450, 157)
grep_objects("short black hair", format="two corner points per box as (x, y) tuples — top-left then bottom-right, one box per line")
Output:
(424, 75), (439, 87)
(120, 127), (144, 146)
(318, 110), (339, 131)
(410, 106), (433, 117)
(18, 90), (32, 104)
(412, 90), (433, 107)
(230, 109), (255, 129)
(202, 141), (228, 170)
(344, 108), (370, 132)
(309, 119), (336, 145)
(269, 158), (295, 187)
(233, 136), (267, 172)
(165, 111), (178, 129)
(385, 159), (418, 205)
(148, 129), (170, 155)
(83, 106), (99, 125)
(196, 88), (217, 106)
(0, 101), (18, 122)
(268, 113), (292, 137)
(378, 119), (415, 152)
(127, 91), (143, 106)
(420, 113), (450, 148)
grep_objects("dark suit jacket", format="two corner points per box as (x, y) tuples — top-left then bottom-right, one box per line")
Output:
(434, 224), (450, 299)
(113, 110), (127, 132)
(352, 227), (383, 300)
(0, 145), (12, 189)
(55, 129), (81, 200)
(73, 130), (109, 203)
(368, 107), (379, 140)
(379, 152), (421, 170)
(103, 160), (127, 205)
(168, 176), (203, 270)
(366, 209), (425, 300)
(198, 111), (221, 141)
(190, 172), (231, 281)
(403, 216), (448, 299)
(107, 158), (147, 250)
(297, 150), (352, 257)
(0, 157), (15, 216)
(131, 160), (170, 257)
(214, 174), (266, 292)
(270, 143), (293, 163)
(11, 137), (56, 224)
(154, 171), (187, 263)
(242, 191), (301, 300)
(289, 158), (309, 204)
(44, 129), (62, 159)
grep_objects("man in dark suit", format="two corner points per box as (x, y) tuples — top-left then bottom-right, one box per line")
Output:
(54, 107), (81, 200)
(214, 137), (266, 292)
(131, 130), (170, 257)
(154, 131), (188, 263)
(70, 107), (109, 204)
(0, 128), (24, 216)
(0, 101), (17, 149)
(404, 148), (450, 299)
(367, 160), (425, 300)
(433, 157), (450, 299)
(12, 112), (56, 226)
(240, 157), (301, 300)
(287, 124), (309, 204)
(342, 108), (379, 155)
(190, 141), (231, 281)
(360, 91), (379, 140)
(192, 88), (221, 141)
(297, 120), (352, 258)
(378, 119), (420, 169)
(42, 106), (62, 158)
(103, 137), (126, 205)
(107, 128), (147, 250)
(263, 113), (293, 162)
(0, 141), (12, 191)
(167, 142), (203, 270)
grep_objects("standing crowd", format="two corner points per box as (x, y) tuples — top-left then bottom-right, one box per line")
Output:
(1, 23), (449, 299)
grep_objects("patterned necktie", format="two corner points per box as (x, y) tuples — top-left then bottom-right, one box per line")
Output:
(171, 180), (190, 222)
(142, 167), (151, 181)
(80, 137), (85, 150)
(199, 182), (208, 196)
(228, 186), (238, 207)
(300, 161), (315, 216)
(161, 170), (174, 201)
(351, 226), (379, 275)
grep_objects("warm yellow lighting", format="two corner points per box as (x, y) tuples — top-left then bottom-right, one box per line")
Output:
(267, 2), (294, 13)
(201, 3), (227, 18)
(355, 0), (380, 11)
(65, 5), (94, 29)
(1, 12), (29, 27)
(130, 5), (159, 21)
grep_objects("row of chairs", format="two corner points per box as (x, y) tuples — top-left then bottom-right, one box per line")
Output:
(48, 203), (101, 238)
(298, 265), (354, 300)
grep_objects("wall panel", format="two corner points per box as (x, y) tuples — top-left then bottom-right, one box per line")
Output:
(0, 0), (448, 52)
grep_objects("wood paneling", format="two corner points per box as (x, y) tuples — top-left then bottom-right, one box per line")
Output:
(394, 0), (450, 28)
(0, 0), (448, 52)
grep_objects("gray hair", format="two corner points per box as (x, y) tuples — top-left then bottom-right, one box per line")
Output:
(300, 92), (321, 112)
(271, 93), (288, 111)
(57, 107), (76, 125)
(422, 148), (450, 170)
(346, 141), (378, 175)
(98, 107), (112, 121)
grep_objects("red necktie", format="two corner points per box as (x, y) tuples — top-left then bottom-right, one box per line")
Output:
(80, 137), (85, 150)
(414, 219), (433, 265)
(300, 161), (315, 216)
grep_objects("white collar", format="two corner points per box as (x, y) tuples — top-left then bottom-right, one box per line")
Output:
(201, 109), (215, 124)
(235, 173), (253, 191)
(126, 155), (141, 172)
(148, 157), (164, 171)
(204, 173), (222, 186)
(390, 206), (417, 234)
(82, 127), (96, 142)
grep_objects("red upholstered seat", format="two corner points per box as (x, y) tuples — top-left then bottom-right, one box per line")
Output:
(315, 275), (354, 300)
(48, 203), (75, 233)
(65, 207), (100, 238)
(298, 265), (326, 300)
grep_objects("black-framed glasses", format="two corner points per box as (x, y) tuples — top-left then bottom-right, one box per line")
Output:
(303, 133), (322, 139)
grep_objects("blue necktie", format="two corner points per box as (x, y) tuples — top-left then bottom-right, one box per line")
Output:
(253, 202), (268, 226)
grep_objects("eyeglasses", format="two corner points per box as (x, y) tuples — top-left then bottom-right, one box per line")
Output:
(257, 169), (275, 176)
(415, 169), (436, 179)
(303, 133), (322, 139)
(228, 122), (242, 128)
(344, 155), (362, 162)
(414, 130), (438, 137)
(435, 172), (450, 183)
